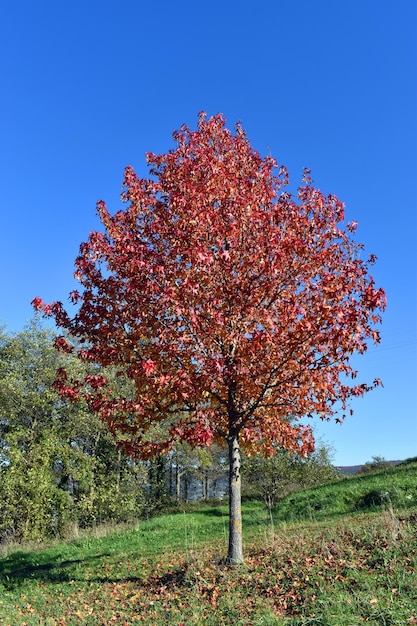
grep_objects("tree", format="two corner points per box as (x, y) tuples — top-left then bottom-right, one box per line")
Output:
(167, 442), (227, 502)
(0, 321), (147, 542)
(244, 442), (338, 525)
(359, 455), (392, 474)
(0, 321), (76, 540)
(33, 112), (386, 563)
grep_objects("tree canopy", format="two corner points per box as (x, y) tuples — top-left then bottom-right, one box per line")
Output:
(33, 112), (386, 562)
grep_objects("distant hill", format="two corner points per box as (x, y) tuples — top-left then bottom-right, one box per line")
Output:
(336, 460), (403, 475)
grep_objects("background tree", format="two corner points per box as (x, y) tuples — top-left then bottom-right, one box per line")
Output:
(193, 444), (228, 502)
(0, 321), (147, 542)
(33, 113), (386, 563)
(243, 442), (338, 525)
(358, 455), (393, 474)
(0, 321), (75, 541)
(167, 442), (227, 502)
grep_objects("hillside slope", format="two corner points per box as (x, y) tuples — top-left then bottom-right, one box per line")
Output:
(0, 461), (416, 624)
(274, 459), (417, 522)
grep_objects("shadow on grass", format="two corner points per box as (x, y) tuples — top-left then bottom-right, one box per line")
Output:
(191, 507), (226, 518)
(0, 548), (192, 593)
(0, 551), (111, 590)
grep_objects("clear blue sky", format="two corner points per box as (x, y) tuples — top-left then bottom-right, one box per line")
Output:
(1, 0), (416, 465)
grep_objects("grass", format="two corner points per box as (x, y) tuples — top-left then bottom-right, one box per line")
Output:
(0, 463), (416, 625)
(274, 459), (417, 523)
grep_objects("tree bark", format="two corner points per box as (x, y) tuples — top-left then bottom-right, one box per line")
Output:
(176, 463), (181, 502)
(227, 433), (243, 564)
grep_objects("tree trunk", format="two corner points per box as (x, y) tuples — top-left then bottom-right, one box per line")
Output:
(203, 470), (209, 501)
(227, 433), (243, 564)
(184, 473), (189, 503)
(115, 448), (122, 494)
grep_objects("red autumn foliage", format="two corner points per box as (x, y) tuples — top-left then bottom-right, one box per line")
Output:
(33, 112), (385, 456)
(33, 113), (385, 561)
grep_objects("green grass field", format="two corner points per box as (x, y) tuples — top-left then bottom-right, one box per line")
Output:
(1, 461), (416, 625)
